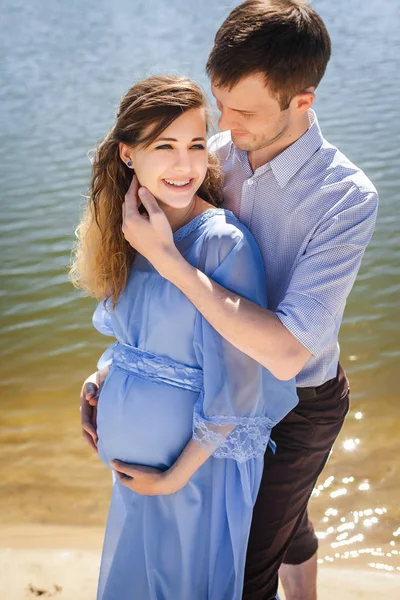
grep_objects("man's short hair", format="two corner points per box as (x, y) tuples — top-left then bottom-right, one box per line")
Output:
(206, 0), (331, 110)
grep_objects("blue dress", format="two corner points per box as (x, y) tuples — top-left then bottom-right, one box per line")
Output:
(93, 209), (298, 600)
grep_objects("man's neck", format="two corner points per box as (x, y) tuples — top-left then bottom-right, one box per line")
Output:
(248, 112), (312, 172)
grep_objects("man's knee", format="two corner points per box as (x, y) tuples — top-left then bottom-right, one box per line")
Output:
(283, 512), (318, 566)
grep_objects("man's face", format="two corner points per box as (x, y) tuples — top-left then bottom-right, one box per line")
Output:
(211, 73), (293, 152)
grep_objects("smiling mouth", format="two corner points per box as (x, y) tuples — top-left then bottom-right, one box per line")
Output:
(162, 178), (193, 190)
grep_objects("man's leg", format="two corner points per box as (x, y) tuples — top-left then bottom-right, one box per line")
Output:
(279, 512), (318, 600)
(279, 553), (318, 600)
(243, 364), (350, 600)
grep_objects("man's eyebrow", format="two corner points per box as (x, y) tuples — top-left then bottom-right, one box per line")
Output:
(215, 104), (255, 114)
(218, 106), (255, 114)
(213, 95), (255, 114)
(155, 137), (207, 142)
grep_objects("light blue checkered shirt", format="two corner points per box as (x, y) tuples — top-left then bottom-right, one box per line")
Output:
(209, 111), (378, 387)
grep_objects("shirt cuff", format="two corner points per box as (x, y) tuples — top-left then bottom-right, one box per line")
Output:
(276, 292), (336, 357)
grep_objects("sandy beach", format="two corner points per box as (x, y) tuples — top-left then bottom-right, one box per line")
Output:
(0, 524), (398, 600)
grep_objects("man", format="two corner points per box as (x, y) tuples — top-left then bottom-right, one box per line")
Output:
(81, 1), (378, 598)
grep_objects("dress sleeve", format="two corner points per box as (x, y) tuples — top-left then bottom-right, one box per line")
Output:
(192, 230), (298, 463)
(92, 299), (117, 369)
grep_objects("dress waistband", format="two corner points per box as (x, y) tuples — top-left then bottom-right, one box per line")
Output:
(112, 342), (203, 393)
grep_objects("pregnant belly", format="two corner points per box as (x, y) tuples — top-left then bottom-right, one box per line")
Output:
(97, 367), (198, 470)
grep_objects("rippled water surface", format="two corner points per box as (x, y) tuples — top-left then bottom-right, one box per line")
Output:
(1, 0), (399, 574)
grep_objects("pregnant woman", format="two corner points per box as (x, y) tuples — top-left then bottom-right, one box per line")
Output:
(70, 74), (297, 600)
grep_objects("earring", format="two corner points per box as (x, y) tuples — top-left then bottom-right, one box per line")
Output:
(127, 161), (132, 167)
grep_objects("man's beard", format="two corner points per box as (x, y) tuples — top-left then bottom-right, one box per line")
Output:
(233, 114), (290, 152)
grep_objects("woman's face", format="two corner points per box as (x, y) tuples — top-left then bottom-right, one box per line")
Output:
(121, 108), (208, 210)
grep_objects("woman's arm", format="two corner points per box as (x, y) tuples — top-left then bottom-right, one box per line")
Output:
(112, 222), (297, 496)
(111, 439), (214, 495)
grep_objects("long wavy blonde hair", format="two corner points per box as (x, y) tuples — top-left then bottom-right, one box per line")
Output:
(69, 74), (222, 307)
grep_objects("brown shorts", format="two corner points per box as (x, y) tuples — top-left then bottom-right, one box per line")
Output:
(243, 363), (350, 600)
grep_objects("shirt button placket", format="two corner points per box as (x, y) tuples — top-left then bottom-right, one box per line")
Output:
(240, 178), (256, 227)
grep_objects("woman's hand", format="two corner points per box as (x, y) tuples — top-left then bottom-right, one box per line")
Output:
(112, 440), (213, 495)
(111, 460), (188, 496)
(122, 175), (182, 278)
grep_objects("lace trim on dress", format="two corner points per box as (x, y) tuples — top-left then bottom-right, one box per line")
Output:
(113, 342), (203, 393)
(192, 397), (275, 463)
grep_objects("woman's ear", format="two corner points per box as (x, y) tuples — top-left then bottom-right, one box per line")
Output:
(119, 142), (134, 168)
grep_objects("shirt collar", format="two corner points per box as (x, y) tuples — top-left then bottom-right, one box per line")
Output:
(229, 110), (324, 188)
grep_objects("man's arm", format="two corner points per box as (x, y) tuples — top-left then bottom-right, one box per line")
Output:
(160, 255), (309, 380)
(122, 177), (377, 381)
(80, 367), (110, 451)
(122, 178), (310, 380)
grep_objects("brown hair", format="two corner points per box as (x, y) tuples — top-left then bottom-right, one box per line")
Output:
(69, 74), (222, 306)
(206, 0), (331, 110)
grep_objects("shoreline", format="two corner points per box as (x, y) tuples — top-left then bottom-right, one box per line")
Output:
(1, 524), (398, 600)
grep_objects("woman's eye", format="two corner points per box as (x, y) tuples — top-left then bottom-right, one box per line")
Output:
(240, 112), (253, 118)
(154, 143), (205, 150)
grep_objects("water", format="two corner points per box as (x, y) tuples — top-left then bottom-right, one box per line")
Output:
(1, 0), (399, 573)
